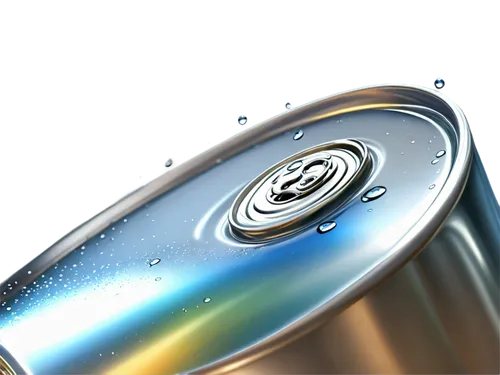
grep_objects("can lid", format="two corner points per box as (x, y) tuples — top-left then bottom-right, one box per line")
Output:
(0, 85), (472, 375)
(229, 139), (373, 242)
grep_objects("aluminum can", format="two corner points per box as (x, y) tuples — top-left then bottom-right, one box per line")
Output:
(1, 85), (499, 375)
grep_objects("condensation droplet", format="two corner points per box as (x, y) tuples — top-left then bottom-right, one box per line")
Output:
(293, 129), (304, 141)
(123, 218), (128, 223)
(163, 156), (177, 168)
(386, 132), (390, 135)
(203, 297), (212, 303)
(6, 307), (11, 311)
(434, 78), (445, 89)
(182, 308), (188, 313)
(317, 221), (337, 234)
(429, 184), (436, 190)
(401, 152), (404, 155)
(149, 258), (161, 267)
(238, 116), (247, 125)
(155, 277), (161, 281)
(285, 102), (291, 109)
(100, 234), (106, 239)
(361, 186), (387, 202)
(367, 208), (373, 212)
(436, 150), (446, 158)
(411, 140), (415, 144)
(27, 271), (32, 275)
(431, 159), (440, 165)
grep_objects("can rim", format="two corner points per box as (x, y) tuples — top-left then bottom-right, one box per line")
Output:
(0, 84), (472, 375)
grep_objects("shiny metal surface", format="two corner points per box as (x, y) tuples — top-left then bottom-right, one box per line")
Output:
(1, 85), (498, 374)
(229, 139), (372, 242)
(225, 146), (500, 375)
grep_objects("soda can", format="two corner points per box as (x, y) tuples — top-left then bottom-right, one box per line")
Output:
(1, 85), (499, 374)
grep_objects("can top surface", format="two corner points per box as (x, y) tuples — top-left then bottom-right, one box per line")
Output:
(0, 85), (472, 375)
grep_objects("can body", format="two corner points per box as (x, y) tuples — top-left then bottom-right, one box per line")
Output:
(226, 145), (500, 375)
(0, 85), (499, 375)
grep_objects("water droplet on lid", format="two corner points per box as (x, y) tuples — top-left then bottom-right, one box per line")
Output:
(165, 158), (173, 168)
(436, 150), (446, 158)
(429, 184), (436, 190)
(431, 159), (440, 165)
(361, 186), (387, 202)
(149, 258), (161, 267)
(434, 78), (445, 89)
(203, 297), (212, 303)
(317, 221), (337, 234)
(293, 130), (304, 140)
(238, 116), (247, 125)
(283, 100), (293, 111)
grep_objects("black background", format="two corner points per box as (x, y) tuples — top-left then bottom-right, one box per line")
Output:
(4, 65), (500, 272)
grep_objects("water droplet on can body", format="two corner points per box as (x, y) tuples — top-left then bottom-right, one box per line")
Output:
(203, 297), (211, 303)
(285, 102), (291, 109)
(431, 159), (440, 165)
(317, 221), (337, 234)
(165, 158), (173, 168)
(293, 130), (304, 140)
(361, 186), (387, 202)
(429, 184), (436, 190)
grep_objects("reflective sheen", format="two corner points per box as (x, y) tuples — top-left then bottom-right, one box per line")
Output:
(0, 86), (497, 375)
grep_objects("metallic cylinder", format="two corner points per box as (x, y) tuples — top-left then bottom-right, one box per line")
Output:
(1, 85), (499, 375)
